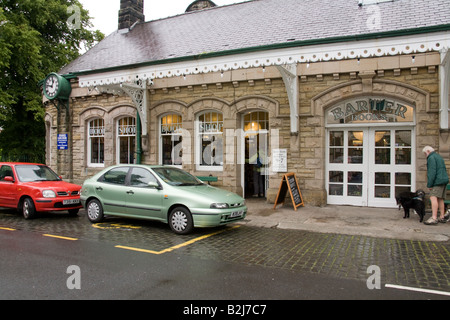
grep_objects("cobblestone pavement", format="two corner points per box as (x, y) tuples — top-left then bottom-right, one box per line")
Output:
(2, 209), (450, 293)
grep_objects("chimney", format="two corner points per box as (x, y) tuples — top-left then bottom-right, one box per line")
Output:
(118, 0), (145, 30)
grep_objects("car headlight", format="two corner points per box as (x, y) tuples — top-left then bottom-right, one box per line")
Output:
(42, 190), (56, 198)
(210, 203), (229, 209)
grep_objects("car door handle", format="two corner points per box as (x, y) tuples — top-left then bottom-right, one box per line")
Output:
(96, 186), (103, 191)
(126, 190), (134, 195)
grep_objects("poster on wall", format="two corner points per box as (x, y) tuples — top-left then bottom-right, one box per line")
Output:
(272, 149), (287, 173)
(57, 134), (68, 150)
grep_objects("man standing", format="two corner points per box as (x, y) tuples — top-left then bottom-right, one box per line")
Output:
(423, 146), (449, 225)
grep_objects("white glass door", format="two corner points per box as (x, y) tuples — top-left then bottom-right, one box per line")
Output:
(327, 129), (368, 206)
(326, 127), (414, 207)
(367, 128), (414, 207)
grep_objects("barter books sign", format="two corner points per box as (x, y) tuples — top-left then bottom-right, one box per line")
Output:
(326, 97), (414, 125)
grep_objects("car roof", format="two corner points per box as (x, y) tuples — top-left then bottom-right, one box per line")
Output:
(0, 162), (45, 166)
(107, 164), (174, 169)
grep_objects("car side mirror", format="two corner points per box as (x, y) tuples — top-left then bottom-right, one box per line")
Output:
(148, 181), (162, 190)
(4, 176), (14, 182)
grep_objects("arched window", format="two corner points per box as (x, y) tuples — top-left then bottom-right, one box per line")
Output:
(117, 117), (136, 164)
(88, 118), (105, 167)
(196, 111), (223, 170)
(160, 114), (182, 166)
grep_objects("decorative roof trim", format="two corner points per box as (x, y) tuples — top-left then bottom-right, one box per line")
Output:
(77, 30), (450, 88)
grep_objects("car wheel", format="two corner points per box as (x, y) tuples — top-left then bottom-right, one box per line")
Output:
(22, 197), (36, 220)
(169, 207), (193, 235)
(87, 199), (104, 223)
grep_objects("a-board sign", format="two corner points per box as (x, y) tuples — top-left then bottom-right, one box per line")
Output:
(273, 173), (304, 210)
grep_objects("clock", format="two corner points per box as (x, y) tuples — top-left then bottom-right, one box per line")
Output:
(43, 73), (72, 100)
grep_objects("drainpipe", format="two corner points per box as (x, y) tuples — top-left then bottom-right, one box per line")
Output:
(440, 49), (449, 130)
(136, 113), (142, 164)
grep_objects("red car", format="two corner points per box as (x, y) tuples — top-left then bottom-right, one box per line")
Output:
(0, 162), (82, 219)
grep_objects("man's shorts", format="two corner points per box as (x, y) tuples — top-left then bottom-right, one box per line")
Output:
(430, 184), (447, 199)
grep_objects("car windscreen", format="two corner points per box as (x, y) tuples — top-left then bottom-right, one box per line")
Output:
(15, 165), (62, 182)
(152, 167), (203, 186)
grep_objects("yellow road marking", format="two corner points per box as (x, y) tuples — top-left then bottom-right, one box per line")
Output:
(43, 234), (78, 241)
(92, 222), (141, 230)
(0, 227), (15, 231)
(116, 225), (240, 255)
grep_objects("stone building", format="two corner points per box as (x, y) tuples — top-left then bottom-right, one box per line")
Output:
(43, 0), (450, 208)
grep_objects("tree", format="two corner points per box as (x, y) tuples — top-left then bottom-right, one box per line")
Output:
(0, 0), (103, 162)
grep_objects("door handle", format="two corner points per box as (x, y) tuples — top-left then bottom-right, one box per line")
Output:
(126, 190), (134, 195)
(95, 186), (103, 191)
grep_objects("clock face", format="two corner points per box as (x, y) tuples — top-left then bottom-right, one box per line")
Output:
(45, 74), (59, 99)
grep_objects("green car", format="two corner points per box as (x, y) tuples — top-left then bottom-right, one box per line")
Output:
(80, 165), (247, 234)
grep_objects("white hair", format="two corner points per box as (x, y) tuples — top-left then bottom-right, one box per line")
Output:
(422, 146), (435, 153)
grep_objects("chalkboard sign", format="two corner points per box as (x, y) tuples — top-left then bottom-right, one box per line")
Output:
(273, 173), (304, 210)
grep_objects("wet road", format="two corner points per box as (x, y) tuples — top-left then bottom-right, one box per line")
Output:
(1, 208), (450, 302)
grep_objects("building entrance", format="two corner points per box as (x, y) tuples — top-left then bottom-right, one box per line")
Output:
(325, 96), (416, 208)
(326, 128), (415, 207)
(242, 111), (269, 198)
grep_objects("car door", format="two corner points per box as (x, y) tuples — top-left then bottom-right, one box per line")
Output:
(126, 167), (163, 219)
(0, 165), (17, 207)
(95, 166), (130, 215)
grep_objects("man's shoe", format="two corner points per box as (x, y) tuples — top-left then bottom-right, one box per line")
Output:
(424, 217), (439, 225)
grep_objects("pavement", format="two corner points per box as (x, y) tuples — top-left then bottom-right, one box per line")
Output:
(241, 198), (450, 242)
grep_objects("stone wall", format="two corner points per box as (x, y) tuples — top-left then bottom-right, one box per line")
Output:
(44, 54), (444, 206)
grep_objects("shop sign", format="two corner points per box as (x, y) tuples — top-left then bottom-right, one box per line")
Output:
(161, 123), (182, 134)
(327, 97), (414, 125)
(198, 122), (223, 133)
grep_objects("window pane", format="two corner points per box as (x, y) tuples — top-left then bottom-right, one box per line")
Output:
(329, 148), (344, 163)
(329, 171), (343, 183)
(395, 173), (411, 185)
(90, 137), (104, 164)
(102, 167), (129, 185)
(329, 184), (343, 196)
(349, 131), (363, 146)
(129, 167), (157, 187)
(348, 148), (363, 164)
(375, 131), (390, 147)
(375, 149), (390, 164)
(375, 172), (390, 184)
(396, 131), (411, 147)
(119, 136), (135, 164)
(201, 135), (223, 166)
(162, 135), (182, 165)
(375, 186), (390, 198)
(329, 131), (343, 147)
(395, 148), (411, 164)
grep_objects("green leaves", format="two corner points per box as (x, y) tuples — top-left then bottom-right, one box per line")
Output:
(0, 0), (104, 160)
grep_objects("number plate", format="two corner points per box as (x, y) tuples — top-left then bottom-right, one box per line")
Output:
(230, 210), (243, 218)
(63, 199), (80, 205)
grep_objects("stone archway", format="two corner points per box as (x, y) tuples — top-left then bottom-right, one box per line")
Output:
(309, 75), (432, 205)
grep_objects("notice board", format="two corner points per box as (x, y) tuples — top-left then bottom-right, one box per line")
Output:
(273, 173), (304, 210)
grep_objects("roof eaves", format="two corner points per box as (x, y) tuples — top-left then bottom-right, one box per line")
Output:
(66, 23), (450, 77)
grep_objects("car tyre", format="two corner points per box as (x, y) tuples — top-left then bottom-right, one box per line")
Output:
(87, 199), (104, 223)
(169, 207), (193, 235)
(22, 197), (36, 220)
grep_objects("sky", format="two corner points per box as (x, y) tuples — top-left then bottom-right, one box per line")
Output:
(79, 0), (247, 36)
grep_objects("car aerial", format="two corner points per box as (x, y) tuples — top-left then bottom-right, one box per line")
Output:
(0, 162), (82, 219)
(80, 165), (247, 234)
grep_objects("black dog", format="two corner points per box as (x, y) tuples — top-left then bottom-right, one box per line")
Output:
(395, 189), (426, 222)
